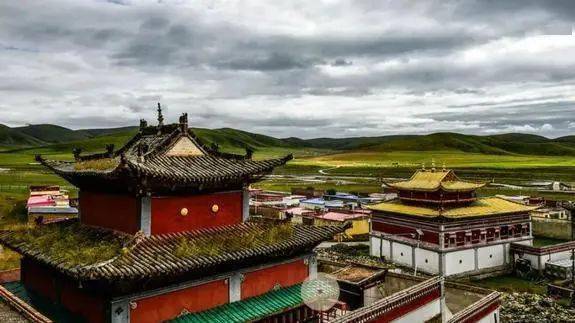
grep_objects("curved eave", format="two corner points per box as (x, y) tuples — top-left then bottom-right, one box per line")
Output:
(35, 155), (125, 185)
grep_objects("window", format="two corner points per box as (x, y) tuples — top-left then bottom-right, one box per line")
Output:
(459, 260), (462, 264)
(425, 259), (428, 263)
(489, 254), (493, 258)
(400, 252), (404, 256)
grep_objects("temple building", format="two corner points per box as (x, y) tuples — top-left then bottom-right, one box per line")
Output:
(369, 166), (537, 276)
(0, 105), (346, 323)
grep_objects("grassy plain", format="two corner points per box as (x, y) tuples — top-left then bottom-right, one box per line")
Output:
(295, 150), (575, 168)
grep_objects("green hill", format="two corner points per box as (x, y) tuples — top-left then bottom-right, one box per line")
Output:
(0, 124), (45, 147)
(1, 123), (575, 157)
(14, 124), (91, 143)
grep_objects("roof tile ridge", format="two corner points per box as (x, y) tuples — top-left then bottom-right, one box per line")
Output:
(114, 132), (143, 156)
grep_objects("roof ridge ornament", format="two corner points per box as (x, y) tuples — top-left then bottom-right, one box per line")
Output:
(179, 112), (188, 132)
(421, 162), (425, 170)
(157, 102), (164, 127)
(442, 162), (446, 171)
(431, 159), (436, 172)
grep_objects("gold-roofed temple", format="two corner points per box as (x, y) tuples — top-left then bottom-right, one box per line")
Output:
(369, 167), (537, 277)
(384, 168), (485, 206)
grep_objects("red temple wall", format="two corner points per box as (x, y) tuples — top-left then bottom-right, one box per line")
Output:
(241, 259), (308, 300)
(151, 191), (242, 234)
(21, 258), (107, 323)
(130, 279), (229, 323)
(372, 221), (439, 244)
(79, 191), (140, 234)
(372, 288), (440, 322)
(21, 258), (57, 302)
(59, 279), (107, 323)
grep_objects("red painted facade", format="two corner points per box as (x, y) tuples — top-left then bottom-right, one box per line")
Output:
(22, 258), (107, 323)
(372, 221), (439, 244)
(241, 259), (309, 300)
(21, 258), (57, 303)
(130, 279), (229, 323)
(372, 288), (440, 322)
(79, 191), (140, 234)
(457, 300), (500, 323)
(151, 191), (243, 234)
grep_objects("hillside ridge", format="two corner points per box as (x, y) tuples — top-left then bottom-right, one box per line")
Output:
(1, 123), (574, 156)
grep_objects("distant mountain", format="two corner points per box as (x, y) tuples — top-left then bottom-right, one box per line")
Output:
(14, 124), (91, 143)
(1, 123), (575, 156)
(0, 124), (45, 146)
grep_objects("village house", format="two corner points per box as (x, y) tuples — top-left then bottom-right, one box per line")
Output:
(26, 185), (78, 224)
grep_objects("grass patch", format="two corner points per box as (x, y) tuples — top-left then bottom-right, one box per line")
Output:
(469, 274), (547, 294)
(74, 158), (118, 171)
(9, 223), (124, 267)
(532, 236), (569, 247)
(0, 192), (28, 228)
(0, 249), (21, 271)
(174, 223), (294, 258)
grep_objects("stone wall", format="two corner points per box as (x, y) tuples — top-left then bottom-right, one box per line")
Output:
(532, 218), (572, 240)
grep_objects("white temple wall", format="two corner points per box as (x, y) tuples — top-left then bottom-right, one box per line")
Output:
(477, 245), (505, 270)
(548, 250), (571, 263)
(391, 298), (441, 323)
(521, 253), (542, 270)
(415, 248), (439, 274)
(392, 242), (413, 268)
(445, 249), (475, 276)
(370, 236), (392, 260)
(370, 235), (380, 257)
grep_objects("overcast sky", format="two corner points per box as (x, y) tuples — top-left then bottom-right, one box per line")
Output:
(0, 0), (574, 138)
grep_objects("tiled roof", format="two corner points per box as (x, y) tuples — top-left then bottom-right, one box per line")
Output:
(0, 220), (345, 282)
(35, 118), (292, 191)
(385, 169), (485, 192)
(171, 284), (303, 323)
(368, 197), (537, 219)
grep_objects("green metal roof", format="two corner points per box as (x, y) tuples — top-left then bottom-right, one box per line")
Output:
(171, 284), (304, 323)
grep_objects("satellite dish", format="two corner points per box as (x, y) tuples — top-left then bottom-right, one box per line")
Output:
(301, 273), (340, 312)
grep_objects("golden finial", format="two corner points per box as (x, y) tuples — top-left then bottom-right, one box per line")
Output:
(421, 162), (426, 170)
(442, 162), (446, 171)
(431, 159), (436, 172)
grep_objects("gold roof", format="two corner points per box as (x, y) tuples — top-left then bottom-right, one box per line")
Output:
(368, 197), (538, 219)
(385, 169), (485, 192)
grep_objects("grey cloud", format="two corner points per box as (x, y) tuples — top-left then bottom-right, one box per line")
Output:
(0, 0), (575, 138)
(215, 53), (324, 71)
